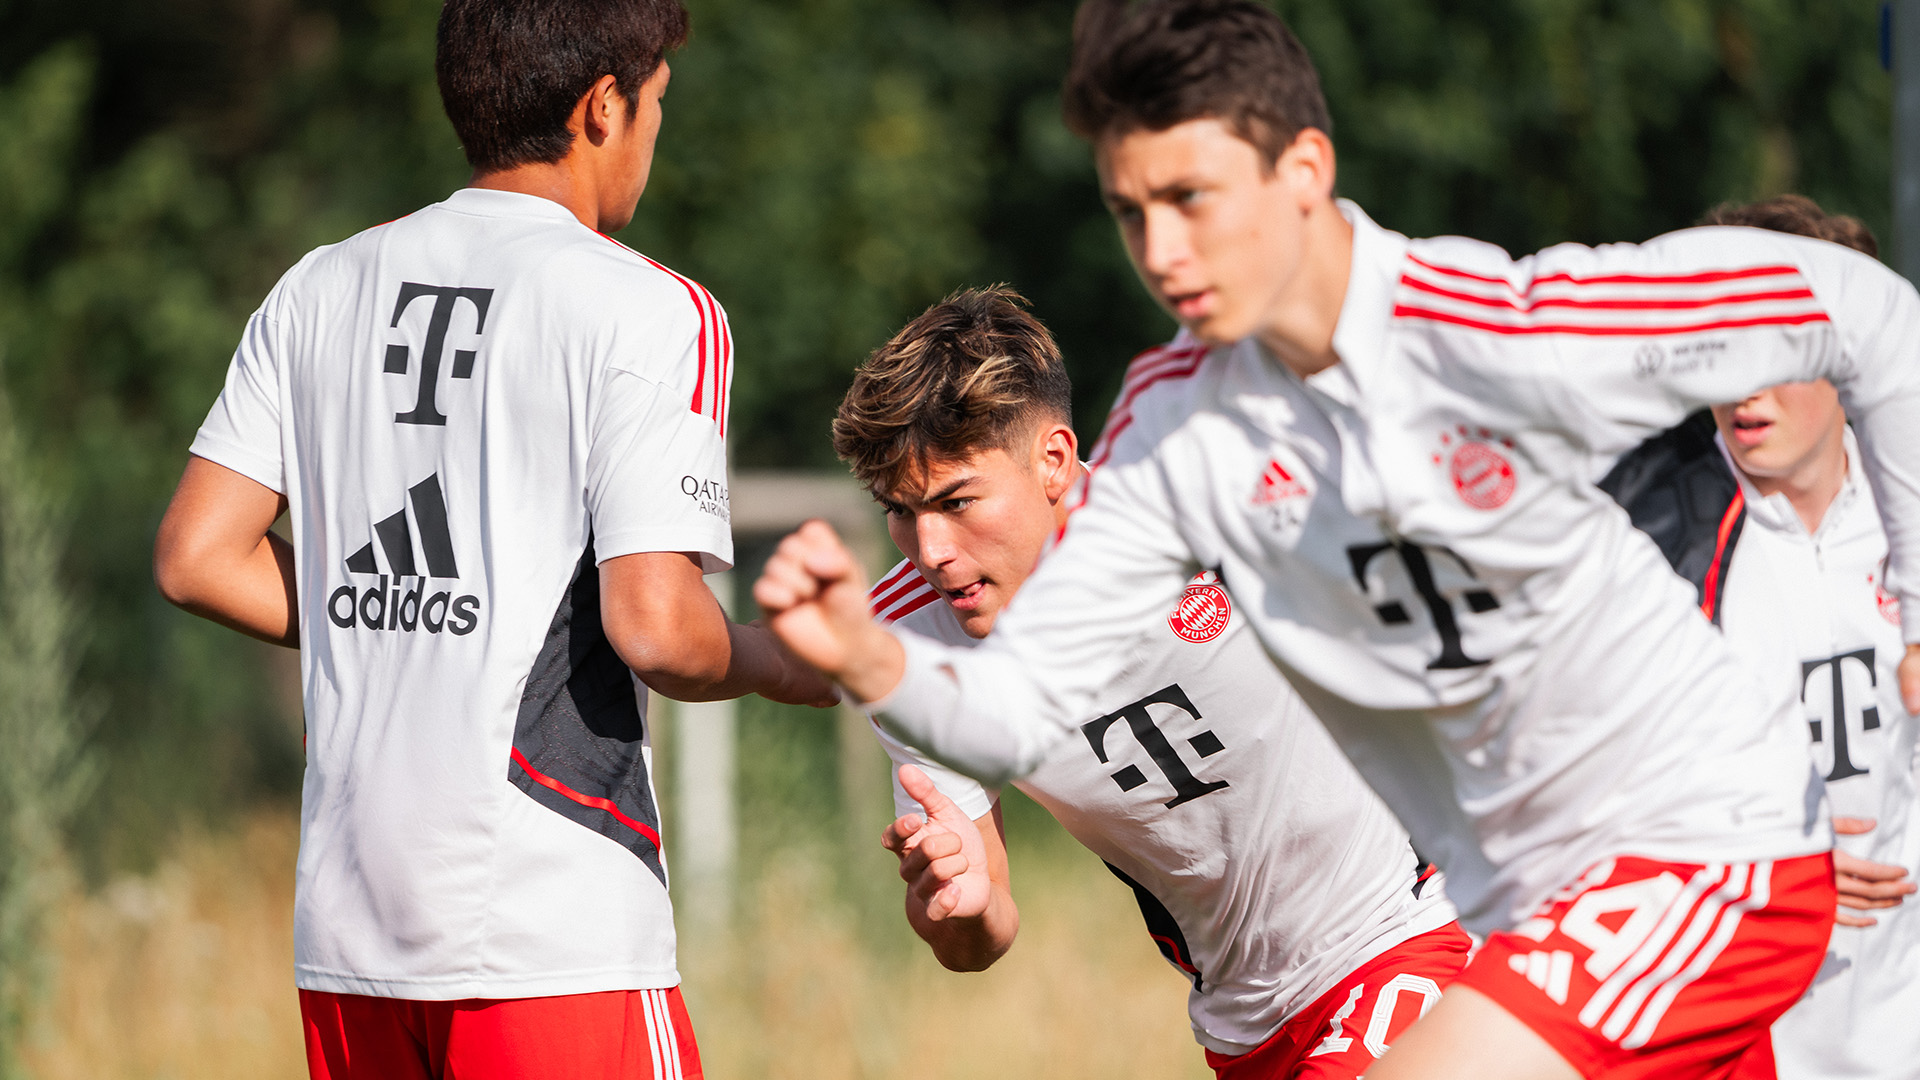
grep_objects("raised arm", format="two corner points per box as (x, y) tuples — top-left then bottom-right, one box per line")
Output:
(757, 431), (1197, 785)
(600, 552), (835, 705)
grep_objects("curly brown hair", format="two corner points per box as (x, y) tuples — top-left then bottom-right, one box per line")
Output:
(833, 286), (1071, 495)
(1698, 194), (1878, 258)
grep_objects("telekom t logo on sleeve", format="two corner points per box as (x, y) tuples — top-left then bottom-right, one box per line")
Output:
(385, 283), (494, 426)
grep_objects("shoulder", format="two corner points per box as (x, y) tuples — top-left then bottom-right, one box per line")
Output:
(555, 234), (728, 335)
(870, 559), (943, 624)
(1086, 333), (1217, 469)
(1395, 230), (1831, 337)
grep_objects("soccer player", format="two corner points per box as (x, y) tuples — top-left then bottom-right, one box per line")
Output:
(1601, 196), (1920, 1080)
(840, 286), (1467, 1077)
(152, 1), (832, 1076)
(753, 2), (1920, 1078)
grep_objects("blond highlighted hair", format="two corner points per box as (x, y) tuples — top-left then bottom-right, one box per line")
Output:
(833, 286), (1071, 494)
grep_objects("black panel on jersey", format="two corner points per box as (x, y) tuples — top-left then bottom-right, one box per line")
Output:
(509, 539), (666, 885)
(1597, 409), (1744, 624)
(1105, 861), (1203, 992)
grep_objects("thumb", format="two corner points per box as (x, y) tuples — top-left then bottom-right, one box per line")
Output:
(1834, 816), (1877, 837)
(898, 764), (962, 825)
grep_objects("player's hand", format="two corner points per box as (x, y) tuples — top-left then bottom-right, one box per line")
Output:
(881, 765), (992, 922)
(1832, 816), (1915, 927)
(752, 520), (903, 702)
(1900, 643), (1920, 715)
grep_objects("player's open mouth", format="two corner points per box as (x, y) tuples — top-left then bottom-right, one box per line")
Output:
(1167, 288), (1214, 321)
(942, 580), (988, 611)
(1728, 415), (1774, 448)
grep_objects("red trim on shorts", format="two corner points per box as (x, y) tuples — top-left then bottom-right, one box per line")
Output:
(1700, 488), (1745, 622)
(301, 986), (702, 1080)
(1458, 853), (1833, 1080)
(1206, 923), (1473, 1079)
(510, 747), (663, 852)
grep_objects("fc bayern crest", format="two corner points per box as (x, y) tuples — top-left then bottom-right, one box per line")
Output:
(1873, 567), (1902, 626)
(1432, 426), (1517, 510)
(1169, 579), (1231, 643)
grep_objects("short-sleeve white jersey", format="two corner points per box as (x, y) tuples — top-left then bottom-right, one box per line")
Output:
(1704, 430), (1920, 1079)
(867, 559), (1457, 1055)
(190, 188), (736, 999)
(871, 200), (1920, 934)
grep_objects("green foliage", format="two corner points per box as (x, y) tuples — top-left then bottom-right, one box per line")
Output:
(0, 110), (94, 1060)
(0, 0), (1896, 876)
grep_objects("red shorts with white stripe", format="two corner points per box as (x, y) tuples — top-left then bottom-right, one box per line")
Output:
(299, 986), (701, 1080)
(1205, 922), (1473, 1079)
(1457, 853), (1834, 1080)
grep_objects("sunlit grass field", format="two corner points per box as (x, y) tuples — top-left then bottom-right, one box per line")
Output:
(21, 699), (1211, 1078)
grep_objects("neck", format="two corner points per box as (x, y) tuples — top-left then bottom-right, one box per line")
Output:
(1252, 201), (1354, 380)
(470, 158), (601, 231)
(1050, 460), (1090, 532)
(1743, 431), (1849, 535)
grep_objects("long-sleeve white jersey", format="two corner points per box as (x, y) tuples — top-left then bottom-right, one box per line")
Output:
(1698, 429), (1920, 1080)
(868, 562), (1458, 1055)
(871, 200), (1920, 934)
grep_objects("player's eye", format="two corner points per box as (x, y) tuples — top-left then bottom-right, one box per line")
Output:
(942, 498), (974, 513)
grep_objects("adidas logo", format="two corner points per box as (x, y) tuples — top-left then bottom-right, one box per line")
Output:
(326, 473), (482, 635)
(1251, 458), (1308, 505)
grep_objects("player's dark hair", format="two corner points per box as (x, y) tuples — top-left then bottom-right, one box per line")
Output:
(436, 0), (690, 173)
(834, 286), (1072, 496)
(1062, 0), (1330, 166)
(1698, 194), (1879, 258)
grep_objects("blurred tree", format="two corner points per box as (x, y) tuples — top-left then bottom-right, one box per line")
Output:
(0, 0), (1893, 870)
(0, 49), (96, 1067)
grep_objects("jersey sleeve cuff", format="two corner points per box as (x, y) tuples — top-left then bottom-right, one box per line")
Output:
(187, 434), (285, 495)
(592, 526), (734, 574)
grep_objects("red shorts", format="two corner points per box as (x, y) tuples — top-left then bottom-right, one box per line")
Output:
(1206, 922), (1473, 1079)
(1457, 853), (1834, 1080)
(299, 986), (702, 1080)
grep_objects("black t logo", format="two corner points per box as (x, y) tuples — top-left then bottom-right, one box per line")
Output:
(386, 283), (494, 426)
(1347, 541), (1501, 670)
(1802, 648), (1880, 782)
(1081, 684), (1228, 809)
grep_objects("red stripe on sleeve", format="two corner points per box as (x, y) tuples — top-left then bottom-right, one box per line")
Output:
(1391, 304), (1830, 337)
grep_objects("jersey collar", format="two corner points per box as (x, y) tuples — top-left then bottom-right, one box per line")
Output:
(1316, 199), (1411, 407)
(439, 187), (585, 225)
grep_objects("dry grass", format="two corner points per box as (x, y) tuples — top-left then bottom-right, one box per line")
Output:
(20, 812), (1210, 1079)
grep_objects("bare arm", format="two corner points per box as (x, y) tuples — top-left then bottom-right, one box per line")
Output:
(881, 765), (1018, 971)
(154, 455), (297, 647)
(600, 551), (837, 706)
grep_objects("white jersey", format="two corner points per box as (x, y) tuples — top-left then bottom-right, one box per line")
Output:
(868, 560), (1457, 1055)
(190, 187), (736, 999)
(872, 200), (1920, 934)
(1706, 431), (1920, 1079)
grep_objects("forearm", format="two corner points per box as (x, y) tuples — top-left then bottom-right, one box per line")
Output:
(905, 884), (1019, 972)
(637, 620), (799, 702)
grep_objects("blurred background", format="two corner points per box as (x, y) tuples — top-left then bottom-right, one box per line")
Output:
(0, 0), (1895, 1075)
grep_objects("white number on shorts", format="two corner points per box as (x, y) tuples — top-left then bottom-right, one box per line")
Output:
(1557, 873), (1683, 979)
(1362, 974), (1443, 1059)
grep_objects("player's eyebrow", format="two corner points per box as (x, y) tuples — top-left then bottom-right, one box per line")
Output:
(920, 475), (980, 505)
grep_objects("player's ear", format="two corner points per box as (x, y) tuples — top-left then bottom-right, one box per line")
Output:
(578, 74), (622, 148)
(1036, 422), (1079, 502)
(1276, 127), (1335, 208)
